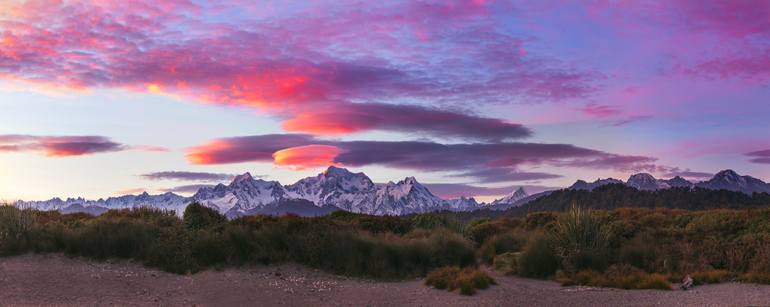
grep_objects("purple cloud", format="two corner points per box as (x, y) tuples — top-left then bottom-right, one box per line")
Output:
(159, 184), (215, 194)
(0, 0), (595, 141)
(188, 134), (657, 183)
(140, 171), (238, 182)
(0, 135), (125, 157)
(746, 150), (770, 164)
(451, 168), (562, 184)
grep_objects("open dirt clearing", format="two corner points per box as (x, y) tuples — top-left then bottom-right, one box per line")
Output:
(2, 254), (770, 306)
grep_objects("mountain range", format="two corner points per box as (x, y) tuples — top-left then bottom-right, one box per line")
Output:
(14, 168), (770, 217)
(570, 170), (770, 194)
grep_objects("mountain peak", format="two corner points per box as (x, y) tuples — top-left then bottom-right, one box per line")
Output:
(232, 172), (254, 184)
(628, 173), (656, 180)
(627, 173), (668, 191)
(714, 169), (740, 178)
(322, 165), (353, 177)
(491, 187), (529, 205)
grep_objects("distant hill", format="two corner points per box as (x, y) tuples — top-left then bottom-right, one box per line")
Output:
(508, 184), (770, 215)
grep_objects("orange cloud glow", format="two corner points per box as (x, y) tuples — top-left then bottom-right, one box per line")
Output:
(281, 112), (368, 135)
(272, 144), (342, 170)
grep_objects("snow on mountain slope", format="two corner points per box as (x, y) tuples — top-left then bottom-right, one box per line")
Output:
(193, 172), (289, 216)
(626, 173), (670, 191)
(285, 166), (376, 211)
(372, 177), (450, 215)
(491, 187), (528, 206)
(19, 168), (769, 217)
(662, 176), (693, 188)
(16, 192), (189, 216)
(695, 170), (770, 194)
(568, 178), (624, 191)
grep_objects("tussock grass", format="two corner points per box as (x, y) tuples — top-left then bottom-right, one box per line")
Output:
(559, 265), (671, 290)
(425, 266), (496, 295)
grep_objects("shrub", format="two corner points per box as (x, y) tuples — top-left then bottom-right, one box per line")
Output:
(425, 266), (496, 295)
(560, 265), (671, 290)
(691, 270), (734, 285)
(63, 219), (157, 260)
(479, 231), (528, 263)
(739, 272), (770, 284)
(518, 234), (559, 278)
(493, 252), (519, 275)
(183, 202), (226, 230)
(619, 232), (657, 271)
(464, 219), (500, 246)
(0, 205), (34, 245)
(549, 206), (610, 273)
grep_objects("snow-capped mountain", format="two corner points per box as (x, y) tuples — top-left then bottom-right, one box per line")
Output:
(626, 173), (670, 191)
(491, 187), (528, 206)
(568, 178), (624, 191)
(695, 170), (770, 194)
(567, 170), (769, 195)
(15, 192), (189, 215)
(370, 177), (452, 215)
(662, 176), (693, 188)
(192, 172), (289, 217)
(446, 196), (480, 212)
(18, 168), (770, 217)
(285, 166), (376, 212)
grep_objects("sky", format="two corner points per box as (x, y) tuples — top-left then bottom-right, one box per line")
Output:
(1, 0), (769, 202)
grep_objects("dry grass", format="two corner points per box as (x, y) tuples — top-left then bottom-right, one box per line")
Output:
(691, 270), (734, 285)
(558, 265), (671, 290)
(425, 267), (497, 295)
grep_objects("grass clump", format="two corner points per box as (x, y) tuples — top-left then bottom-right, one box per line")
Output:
(549, 205), (610, 273)
(492, 252), (519, 275)
(691, 270), (734, 285)
(0, 205), (33, 242)
(559, 265), (671, 290)
(478, 231), (527, 264)
(425, 266), (496, 295)
(517, 234), (560, 278)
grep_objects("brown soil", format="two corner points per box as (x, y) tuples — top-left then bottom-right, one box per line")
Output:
(2, 254), (770, 306)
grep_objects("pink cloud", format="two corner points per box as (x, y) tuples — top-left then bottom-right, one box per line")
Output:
(580, 103), (622, 118)
(0, 134), (164, 157)
(0, 0), (597, 140)
(187, 134), (657, 183)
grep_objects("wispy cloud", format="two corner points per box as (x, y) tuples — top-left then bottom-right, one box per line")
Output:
(187, 134), (657, 183)
(140, 171), (237, 182)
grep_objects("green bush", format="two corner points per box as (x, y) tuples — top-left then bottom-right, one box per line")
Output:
(518, 234), (559, 278)
(183, 202), (226, 230)
(479, 231), (528, 264)
(425, 266), (496, 295)
(0, 205), (34, 249)
(493, 252), (520, 275)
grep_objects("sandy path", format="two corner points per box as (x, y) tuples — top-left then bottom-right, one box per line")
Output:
(2, 254), (770, 306)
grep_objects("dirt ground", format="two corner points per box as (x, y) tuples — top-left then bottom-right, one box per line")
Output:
(2, 254), (770, 306)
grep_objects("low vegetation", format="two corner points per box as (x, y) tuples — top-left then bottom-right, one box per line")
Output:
(0, 203), (474, 279)
(4, 201), (770, 292)
(425, 266), (496, 295)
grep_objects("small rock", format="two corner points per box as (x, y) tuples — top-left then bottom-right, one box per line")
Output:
(681, 275), (694, 290)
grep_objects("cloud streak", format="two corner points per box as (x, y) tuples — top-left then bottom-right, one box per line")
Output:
(187, 134), (657, 183)
(140, 171), (237, 182)
(0, 135), (125, 157)
(746, 150), (770, 164)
